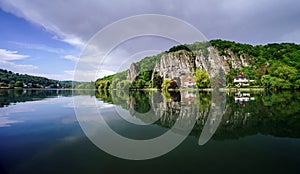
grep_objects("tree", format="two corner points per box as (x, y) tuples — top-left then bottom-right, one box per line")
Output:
(161, 79), (177, 91)
(152, 72), (163, 89)
(14, 81), (23, 87)
(268, 63), (298, 89)
(195, 69), (210, 88)
(116, 80), (130, 90)
(261, 75), (272, 89)
(271, 77), (292, 90)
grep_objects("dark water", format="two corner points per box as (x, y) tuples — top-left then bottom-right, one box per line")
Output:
(0, 89), (299, 174)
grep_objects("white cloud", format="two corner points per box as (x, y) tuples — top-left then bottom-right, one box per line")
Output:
(63, 55), (79, 62)
(0, 1), (86, 48)
(1, 0), (299, 46)
(33, 71), (75, 81)
(0, 60), (37, 73)
(10, 41), (66, 54)
(62, 36), (85, 48)
(96, 69), (115, 78)
(0, 48), (37, 74)
(0, 48), (29, 61)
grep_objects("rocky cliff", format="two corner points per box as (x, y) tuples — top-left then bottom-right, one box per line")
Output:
(127, 63), (139, 82)
(153, 50), (195, 87)
(128, 46), (251, 88)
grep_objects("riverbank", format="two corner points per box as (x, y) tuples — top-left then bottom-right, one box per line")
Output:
(108, 87), (266, 92)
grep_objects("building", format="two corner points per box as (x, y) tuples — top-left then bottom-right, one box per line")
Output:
(182, 76), (196, 88)
(233, 73), (249, 85)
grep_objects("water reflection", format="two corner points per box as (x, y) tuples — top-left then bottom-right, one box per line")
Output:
(0, 89), (94, 108)
(1, 89), (300, 140)
(96, 90), (300, 139)
(0, 89), (299, 173)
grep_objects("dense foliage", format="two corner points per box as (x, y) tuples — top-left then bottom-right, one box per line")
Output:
(0, 69), (90, 89)
(161, 79), (178, 91)
(0, 69), (76, 88)
(195, 69), (210, 88)
(211, 39), (300, 88)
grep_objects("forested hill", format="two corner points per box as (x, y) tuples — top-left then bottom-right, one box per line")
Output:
(0, 69), (75, 88)
(210, 39), (300, 69)
(96, 39), (300, 90)
(210, 40), (300, 89)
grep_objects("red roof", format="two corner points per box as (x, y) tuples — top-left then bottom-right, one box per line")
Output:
(183, 76), (196, 83)
(234, 73), (247, 78)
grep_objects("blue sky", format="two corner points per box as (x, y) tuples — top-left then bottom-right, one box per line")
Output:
(0, 0), (299, 81)
(0, 9), (79, 80)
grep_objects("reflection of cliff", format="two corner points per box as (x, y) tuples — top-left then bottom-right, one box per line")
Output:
(152, 91), (200, 132)
(96, 90), (300, 139)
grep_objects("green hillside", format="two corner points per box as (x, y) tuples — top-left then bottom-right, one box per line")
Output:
(0, 69), (77, 88)
(97, 39), (300, 90)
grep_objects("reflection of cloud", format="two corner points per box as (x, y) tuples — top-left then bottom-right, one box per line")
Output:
(0, 106), (34, 127)
(61, 117), (77, 124)
(0, 117), (22, 127)
(61, 135), (81, 142)
(74, 96), (115, 123)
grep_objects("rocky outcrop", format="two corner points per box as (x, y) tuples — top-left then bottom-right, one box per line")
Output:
(128, 46), (252, 87)
(223, 49), (251, 69)
(153, 50), (195, 87)
(127, 63), (139, 82)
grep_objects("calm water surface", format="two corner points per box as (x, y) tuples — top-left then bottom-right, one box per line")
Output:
(0, 89), (299, 174)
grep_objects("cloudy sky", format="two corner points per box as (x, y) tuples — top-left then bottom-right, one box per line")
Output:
(0, 0), (299, 81)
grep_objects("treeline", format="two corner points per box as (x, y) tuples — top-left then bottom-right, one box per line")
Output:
(0, 69), (76, 88)
(210, 39), (300, 89)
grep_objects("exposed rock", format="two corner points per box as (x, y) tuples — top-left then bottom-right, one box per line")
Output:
(153, 50), (195, 87)
(127, 63), (139, 82)
(224, 49), (251, 69)
(128, 46), (252, 87)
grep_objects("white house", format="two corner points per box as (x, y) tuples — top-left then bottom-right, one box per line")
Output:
(182, 76), (196, 88)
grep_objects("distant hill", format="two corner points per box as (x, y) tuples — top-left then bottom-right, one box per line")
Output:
(0, 69), (82, 88)
(96, 39), (300, 90)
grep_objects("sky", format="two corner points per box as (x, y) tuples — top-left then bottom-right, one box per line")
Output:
(0, 0), (299, 81)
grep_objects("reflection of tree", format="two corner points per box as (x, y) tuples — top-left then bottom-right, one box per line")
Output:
(111, 90), (130, 110)
(0, 89), (74, 108)
(162, 91), (180, 102)
(198, 92), (211, 109)
(214, 91), (300, 139)
(130, 91), (151, 114)
(95, 90), (112, 103)
(95, 90), (300, 139)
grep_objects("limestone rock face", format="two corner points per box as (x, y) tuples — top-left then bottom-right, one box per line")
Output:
(128, 46), (252, 87)
(223, 49), (251, 69)
(153, 50), (195, 87)
(128, 63), (139, 82)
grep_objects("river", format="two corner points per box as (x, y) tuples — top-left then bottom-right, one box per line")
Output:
(0, 89), (299, 174)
